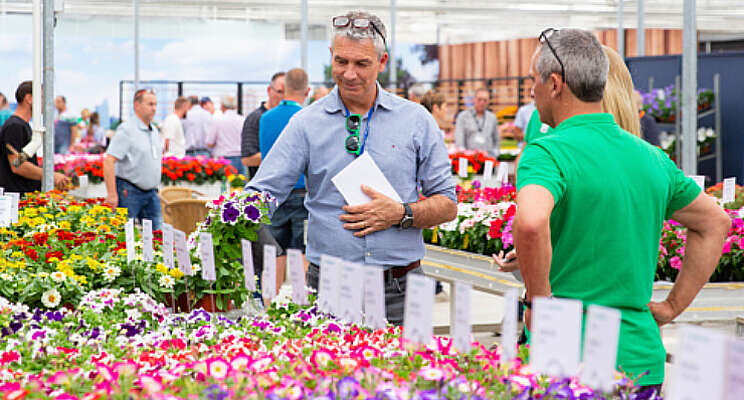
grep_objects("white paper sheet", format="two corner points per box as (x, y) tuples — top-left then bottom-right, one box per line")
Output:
(669, 325), (727, 400)
(580, 305), (621, 391)
(529, 297), (583, 377)
(331, 152), (402, 206)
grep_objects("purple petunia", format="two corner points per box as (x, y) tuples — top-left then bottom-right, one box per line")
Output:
(243, 204), (261, 222)
(220, 204), (240, 224)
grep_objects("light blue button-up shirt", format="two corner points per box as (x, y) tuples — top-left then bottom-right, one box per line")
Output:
(247, 83), (456, 267)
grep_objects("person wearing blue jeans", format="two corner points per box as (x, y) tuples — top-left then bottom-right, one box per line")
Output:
(104, 88), (163, 230)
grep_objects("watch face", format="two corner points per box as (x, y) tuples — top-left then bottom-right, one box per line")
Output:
(401, 217), (414, 229)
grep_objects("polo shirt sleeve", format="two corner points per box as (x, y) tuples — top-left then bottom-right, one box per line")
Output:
(659, 149), (701, 219)
(516, 143), (566, 205)
(416, 112), (457, 202)
(106, 125), (130, 161)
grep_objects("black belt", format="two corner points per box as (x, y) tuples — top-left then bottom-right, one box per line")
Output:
(291, 188), (307, 195)
(116, 176), (155, 193)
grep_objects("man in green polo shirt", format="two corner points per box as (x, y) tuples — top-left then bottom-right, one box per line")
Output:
(515, 28), (730, 387)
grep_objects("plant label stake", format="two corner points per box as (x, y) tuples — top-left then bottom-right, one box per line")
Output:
(262, 245), (277, 305)
(6, 193), (19, 224)
(0, 196), (11, 228)
(668, 325), (727, 400)
(580, 305), (621, 392)
(318, 254), (341, 315)
(529, 297), (582, 378)
(174, 229), (192, 313)
(453, 281), (473, 353)
(125, 218), (135, 288)
(78, 174), (89, 190)
(162, 224), (175, 270)
(199, 232), (217, 312)
(726, 339), (744, 400)
(338, 262), (364, 324)
(501, 288), (518, 361)
(287, 249), (308, 306)
(723, 177), (736, 205)
(403, 274), (434, 347)
(483, 160), (494, 187)
(689, 175), (705, 190)
(458, 157), (468, 178)
(496, 161), (509, 187)
(241, 239), (256, 292)
(142, 219), (154, 263)
(362, 266), (386, 330)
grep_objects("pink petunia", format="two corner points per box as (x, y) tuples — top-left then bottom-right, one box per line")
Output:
(670, 256), (682, 270)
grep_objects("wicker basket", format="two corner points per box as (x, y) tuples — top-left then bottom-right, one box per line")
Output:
(163, 198), (208, 236)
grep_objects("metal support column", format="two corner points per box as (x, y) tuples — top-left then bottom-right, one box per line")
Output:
(617, 0), (624, 57)
(32, 0), (45, 185)
(134, 0), (140, 93)
(714, 74), (722, 181)
(236, 83), (243, 115)
(300, 0), (308, 72)
(389, 0), (397, 91)
(42, 0), (54, 191)
(681, 0), (697, 175)
(637, 0), (645, 56)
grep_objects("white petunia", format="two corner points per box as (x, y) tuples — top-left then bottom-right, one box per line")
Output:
(41, 289), (61, 308)
(439, 219), (459, 232)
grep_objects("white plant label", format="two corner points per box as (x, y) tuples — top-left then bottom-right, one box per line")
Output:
(0, 196), (10, 228)
(458, 157), (468, 178)
(78, 174), (89, 189)
(318, 254), (341, 315)
(174, 229), (192, 276)
(689, 175), (705, 190)
(142, 219), (154, 263)
(7, 193), (19, 224)
(262, 245), (277, 301)
(162, 223), (174, 270)
(452, 281), (473, 352)
(726, 339), (744, 400)
(496, 161), (509, 186)
(483, 160), (494, 185)
(363, 266), (386, 330)
(241, 239), (256, 291)
(529, 297), (583, 377)
(198, 232), (216, 281)
(125, 219), (135, 264)
(403, 274), (435, 346)
(338, 262), (364, 324)
(287, 249), (308, 305)
(501, 288), (519, 361)
(723, 177), (736, 204)
(580, 305), (622, 392)
(669, 325), (727, 400)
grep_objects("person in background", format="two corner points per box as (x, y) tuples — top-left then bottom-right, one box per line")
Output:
(634, 90), (661, 147)
(515, 28), (729, 389)
(309, 86), (330, 104)
(0, 81), (69, 194)
(0, 92), (12, 128)
(183, 95), (212, 157)
(407, 83), (427, 104)
(71, 112), (106, 153)
(454, 87), (500, 157)
(201, 97), (216, 115)
(104, 88), (163, 230)
(206, 95), (245, 175)
(241, 72), (285, 177)
(420, 90), (451, 136)
(161, 96), (189, 158)
(78, 108), (91, 133)
(259, 67), (312, 288)
(246, 10), (456, 324)
(54, 95), (79, 154)
(512, 100), (535, 145)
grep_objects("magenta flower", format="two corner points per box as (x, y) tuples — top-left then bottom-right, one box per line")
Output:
(670, 256), (682, 270)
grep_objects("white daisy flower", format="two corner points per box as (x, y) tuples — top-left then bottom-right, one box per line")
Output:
(159, 275), (175, 289)
(41, 289), (61, 308)
(51, 271), (66, 283)
(103, 265), (121, 283)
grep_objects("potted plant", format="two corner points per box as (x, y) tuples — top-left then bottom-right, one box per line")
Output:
(186, 190), (272, 312)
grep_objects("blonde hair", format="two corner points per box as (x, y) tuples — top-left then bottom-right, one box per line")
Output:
(601, 45), (641, 137)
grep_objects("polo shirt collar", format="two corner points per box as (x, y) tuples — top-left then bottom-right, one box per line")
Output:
(554, 112), (615, 132)
(135, 117), (152, 132)
(324, 81), (395, 114)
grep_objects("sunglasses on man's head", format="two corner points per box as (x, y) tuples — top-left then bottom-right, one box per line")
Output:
(345, 113), (362, 156)
(539, 28), (567, 85)
(333, 16), (388, 49)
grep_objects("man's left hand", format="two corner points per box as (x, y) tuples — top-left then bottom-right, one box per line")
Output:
(340, 185), (405, 237)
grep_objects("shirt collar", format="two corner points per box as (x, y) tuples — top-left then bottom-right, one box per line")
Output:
(554, 113), (616, 132)
(135, 116), (152, 132)
(324, 81), (395, 114)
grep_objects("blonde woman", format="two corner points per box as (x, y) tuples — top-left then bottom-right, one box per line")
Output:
(600, 45), (641, 137)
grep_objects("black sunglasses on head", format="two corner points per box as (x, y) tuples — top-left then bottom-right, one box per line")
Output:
(539, 28), (567, 85)
(345, 113), (362, 156)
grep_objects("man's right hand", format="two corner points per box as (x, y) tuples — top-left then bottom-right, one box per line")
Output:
(648, 300), (678, 327)
(53, 173), (71, 190)
(105, 192), (118, 208)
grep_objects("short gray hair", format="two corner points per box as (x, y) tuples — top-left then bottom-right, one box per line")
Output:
(331, 10), (387, 59)
(221, 95), (236, 109)
(536, 28), (609, 102)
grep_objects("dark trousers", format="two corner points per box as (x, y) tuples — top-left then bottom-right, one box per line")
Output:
(116, 177), (162, 230)
(306, 263), (423, 326)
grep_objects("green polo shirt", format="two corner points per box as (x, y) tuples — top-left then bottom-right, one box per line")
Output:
(517, 113), (700, 385)
(523, 109), (552, 144)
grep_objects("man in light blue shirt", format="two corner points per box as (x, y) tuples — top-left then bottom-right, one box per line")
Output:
(247, 10), (457, 324)
(103, 89), (163, 229)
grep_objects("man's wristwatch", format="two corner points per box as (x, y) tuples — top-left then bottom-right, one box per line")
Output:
(399, 203), (414, 229)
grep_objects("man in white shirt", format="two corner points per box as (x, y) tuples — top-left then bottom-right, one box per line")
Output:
(161, 96), (189, 158)
(182, 96), (213, 157)
(206, 95), (245, 175)
(454, 88), (500, 157)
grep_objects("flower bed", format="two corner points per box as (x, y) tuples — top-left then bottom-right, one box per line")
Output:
(425, 182), (743, 283)
(448, 150), (498, 177)
(0, 288), (659, 400)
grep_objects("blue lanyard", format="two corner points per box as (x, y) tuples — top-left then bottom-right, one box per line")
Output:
(343, 105), (375, 156)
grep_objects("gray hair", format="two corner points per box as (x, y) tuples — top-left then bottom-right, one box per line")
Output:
(221, 95), (236, 109)
(331, 10), (387, 59)
(536, 28), (609, 102)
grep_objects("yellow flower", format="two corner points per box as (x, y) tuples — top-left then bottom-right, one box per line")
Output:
(23, 208), (38, 217)
(48, 257), (60, 263)
(58, 221), (71, 230)
(43, 213), (54, 220)
(10, 251), (23, 259)
(38, 206), (48, 213)
(98, 224), (111, 233)
(38, 272), (49, 278)
(169, 268), (184, 279)
(70, 254), (83, 261)
(68, 205), (82, 213)
(74, 275), (88, 285)
(155, 263), (168, 274)
(117, 249), (127, 257)
(32, 217), (45, 226)
(86, 257), (101, 270)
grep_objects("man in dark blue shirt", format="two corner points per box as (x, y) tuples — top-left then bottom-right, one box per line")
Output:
(259, 68), (310, 273)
